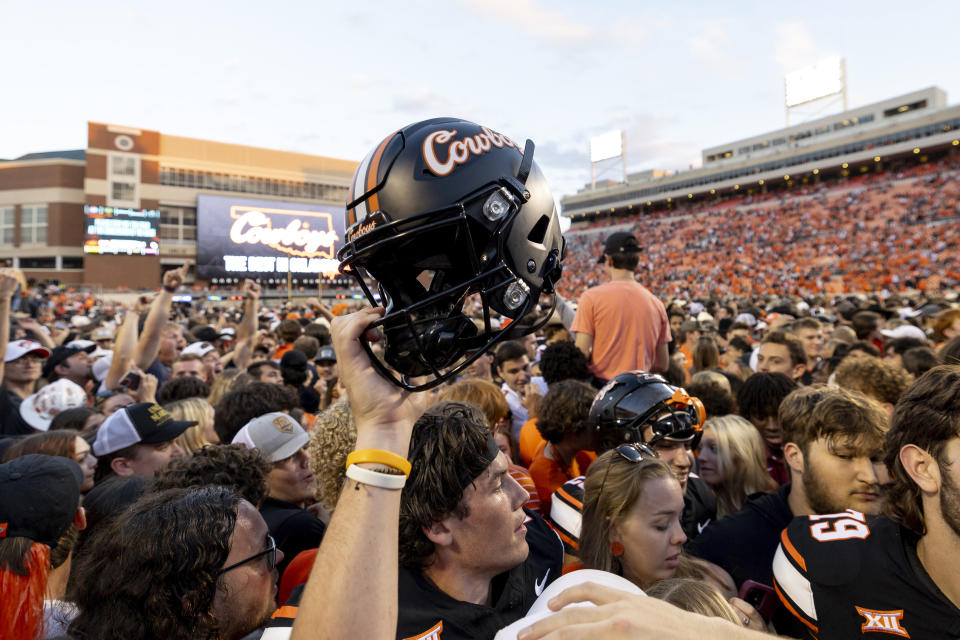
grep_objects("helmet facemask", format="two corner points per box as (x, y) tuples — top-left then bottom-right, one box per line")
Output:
(339, 138), (564, 391)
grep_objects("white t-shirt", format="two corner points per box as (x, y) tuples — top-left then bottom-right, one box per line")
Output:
(501, 376), (548, 441)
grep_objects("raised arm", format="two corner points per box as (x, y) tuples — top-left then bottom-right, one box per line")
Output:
(135, 262), (188, 370)
(16, 317), (56, 349)
(231, 279), (261, 371)
(104, 299), (148, 391)
(291, 308), (426, 640)
(0, 270), (21, 383)
(305, 297), (335, 323)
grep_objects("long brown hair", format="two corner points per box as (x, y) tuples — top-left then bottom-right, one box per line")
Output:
(579, 449), (674, 576)
(2, 430), (79, 462)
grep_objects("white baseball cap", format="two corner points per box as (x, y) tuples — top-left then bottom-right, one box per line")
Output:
(880, 325), (928, 342)
(4, 340), (51, 363)
(19, 379), (88, 431)
(93, 403), (195, 456)
(91, 353), (114, 382)
(181, 341), (217, 357)
(231, 412), (308, 463)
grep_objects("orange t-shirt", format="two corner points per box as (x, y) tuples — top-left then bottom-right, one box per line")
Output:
(528, 444), (595, 515)
(272, 344), (294, 362)
(518, 418), (545, 468)
(571, 280), (670, 380)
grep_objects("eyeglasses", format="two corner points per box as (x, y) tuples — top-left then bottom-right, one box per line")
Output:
(596, 442), (659, 506)
(217, 535), (277, 575)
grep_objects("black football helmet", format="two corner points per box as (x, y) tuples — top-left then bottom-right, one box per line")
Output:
(338, 118), (565, 390)
(587, 371), (705, 452)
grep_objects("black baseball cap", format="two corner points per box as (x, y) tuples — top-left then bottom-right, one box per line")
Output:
(42, 344), (94, 379)
(0, 454), (82, 548)
(92, 403), (196, 456)
(280, 349), (308, 370)
(315, 346), (336, 363)
(597, 231), (640, 263)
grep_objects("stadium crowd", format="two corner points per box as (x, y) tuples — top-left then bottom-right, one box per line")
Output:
(2, 122), (960, 640)
(558, 154), (960, 300)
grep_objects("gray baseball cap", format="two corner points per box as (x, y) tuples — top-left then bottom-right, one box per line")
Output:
(231, 412), (308, 463)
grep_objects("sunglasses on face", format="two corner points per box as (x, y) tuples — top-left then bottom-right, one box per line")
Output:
(596, 442), (659, 505)
(217, 535), (277, 575)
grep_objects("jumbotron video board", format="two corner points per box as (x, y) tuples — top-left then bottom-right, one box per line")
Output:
(196, 195), (345, 280)
(83, 205), (160, 255)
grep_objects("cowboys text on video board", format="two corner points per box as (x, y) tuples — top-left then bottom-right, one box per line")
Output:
(196, 195), (345, 280)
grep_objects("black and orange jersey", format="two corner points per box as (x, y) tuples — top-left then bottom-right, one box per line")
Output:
(774, 510), (960, 639)
(547, 476), (584, 554)
(261, 509), (562, 640)
(397, 510), (563, 640)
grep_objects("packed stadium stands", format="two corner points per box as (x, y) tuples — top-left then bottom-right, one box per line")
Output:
(559, 153), (960, 301)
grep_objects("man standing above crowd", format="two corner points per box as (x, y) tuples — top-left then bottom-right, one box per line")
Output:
(572, 231), (670, 384)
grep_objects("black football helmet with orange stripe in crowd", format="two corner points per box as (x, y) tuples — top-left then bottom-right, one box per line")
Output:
(587, 372), (705, 452)
(338, 117), (565, 390)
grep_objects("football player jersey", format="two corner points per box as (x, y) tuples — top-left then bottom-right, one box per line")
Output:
(260, 511), (563, 640)
(774, 510), (960, 639)
(397, 510), (563, 640)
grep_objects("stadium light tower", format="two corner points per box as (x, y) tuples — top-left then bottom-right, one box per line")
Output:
(589, 130), (627, 188)
(784, 56), (848, 126)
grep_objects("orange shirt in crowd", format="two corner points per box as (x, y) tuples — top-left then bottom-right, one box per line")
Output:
(571, 280), (671, 381)
(518, 418), (545, 468)
(528, 443), (595, 515)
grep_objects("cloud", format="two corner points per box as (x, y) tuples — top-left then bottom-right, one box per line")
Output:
(536, 113), (702, 197)
(461, 0), (593, 44)
(536, 139), (589, 171)
(687, 20), (740, 80)
(774, 21), (819, 71)
(391, 89), (459, 115)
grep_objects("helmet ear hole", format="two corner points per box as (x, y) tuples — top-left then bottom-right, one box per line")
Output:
(526, 215), (550, 245)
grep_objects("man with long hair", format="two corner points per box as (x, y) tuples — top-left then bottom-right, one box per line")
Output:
(68, 486), (282, 640)
(775, 365), (960, 638)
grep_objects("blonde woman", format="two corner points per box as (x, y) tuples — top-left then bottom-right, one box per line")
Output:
(207, 369), (254, 407)
(646, 578), (742, 624)
(579, 445), (686, 589)
(163, 397), (218, 454)
(696, 414), (777, 517)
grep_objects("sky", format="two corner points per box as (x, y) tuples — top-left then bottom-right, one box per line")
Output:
(1, 0), (957, 199)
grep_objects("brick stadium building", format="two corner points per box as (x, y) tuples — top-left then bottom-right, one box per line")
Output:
(0, 123), (357, 289)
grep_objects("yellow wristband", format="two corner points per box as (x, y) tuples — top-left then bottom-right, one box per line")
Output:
(346, 449), (412, 477)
